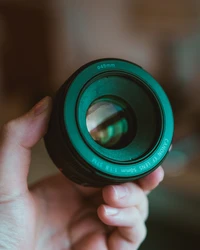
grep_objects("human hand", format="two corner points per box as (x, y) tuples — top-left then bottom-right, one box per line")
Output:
(0, 97), (164, 250)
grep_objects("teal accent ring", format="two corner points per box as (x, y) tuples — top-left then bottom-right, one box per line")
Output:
(45, 58), (174, 186)
(63, 59), (174, 178)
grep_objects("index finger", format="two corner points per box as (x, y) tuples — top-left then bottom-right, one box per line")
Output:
(137, 166), (164, 194)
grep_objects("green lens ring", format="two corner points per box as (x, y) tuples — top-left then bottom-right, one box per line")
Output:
(76, 73), (162, 162)
(63, 59), (174, 178)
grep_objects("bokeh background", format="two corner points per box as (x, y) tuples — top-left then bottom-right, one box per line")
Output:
(0, 0), (200, 249)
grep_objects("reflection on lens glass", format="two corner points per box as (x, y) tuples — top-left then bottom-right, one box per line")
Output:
(86, 97), (136, 149)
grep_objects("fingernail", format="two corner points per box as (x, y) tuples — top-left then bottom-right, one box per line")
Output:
(33, 97), (51, 116)
(104, 206), (119, 216)
(113, 185), (128, 199)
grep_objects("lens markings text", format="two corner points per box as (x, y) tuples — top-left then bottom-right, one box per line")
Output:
(97, 63), (116, 70)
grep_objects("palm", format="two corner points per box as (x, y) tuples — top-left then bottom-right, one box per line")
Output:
(31, 174), (110, 250)
(0, 174), (105, 250)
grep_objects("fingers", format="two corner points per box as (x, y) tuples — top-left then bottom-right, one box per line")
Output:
(99, 182), (148, 249)
(103, 182), (146, 208)
(97, 205), (146, 250)
(96, 167), (164, 249)
(0, 97), (52, 200)
(102, 182), (148, 220)
(137, 166), (164, 194)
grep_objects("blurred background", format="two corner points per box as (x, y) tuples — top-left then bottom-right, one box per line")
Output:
(0, 0), (200, 249)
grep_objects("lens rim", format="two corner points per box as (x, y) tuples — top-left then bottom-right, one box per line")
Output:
(77, 73), (162, 162)
(63, 59), (174, 178)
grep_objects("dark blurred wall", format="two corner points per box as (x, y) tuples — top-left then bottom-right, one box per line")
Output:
(0, 0), (54, 108)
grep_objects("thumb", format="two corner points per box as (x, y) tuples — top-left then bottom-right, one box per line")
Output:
(0, 96), (52, 200)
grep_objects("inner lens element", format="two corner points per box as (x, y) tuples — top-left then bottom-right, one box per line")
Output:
(86, 96), (136, 149)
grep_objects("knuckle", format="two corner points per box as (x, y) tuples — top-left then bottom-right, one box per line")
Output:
(1, 120), (14, 132)
(133, 206), (140, 217)
(136, 192), (149, 221)
(144, 196), (149, 218)
(134, 223), (147, 248)
(141, 195), (149, 220)
(0, 120), (16, 137)
(140, 223), (147, 242)
(131, 207), (141, 223)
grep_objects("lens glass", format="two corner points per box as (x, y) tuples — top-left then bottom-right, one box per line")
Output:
(86, 96), (136, 149)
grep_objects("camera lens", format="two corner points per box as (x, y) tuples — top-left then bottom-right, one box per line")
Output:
(44, 58), (174, 187)
(86, 96), (136, 149)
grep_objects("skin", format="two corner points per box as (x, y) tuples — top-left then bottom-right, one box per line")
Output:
(0, 97), (164, 250)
